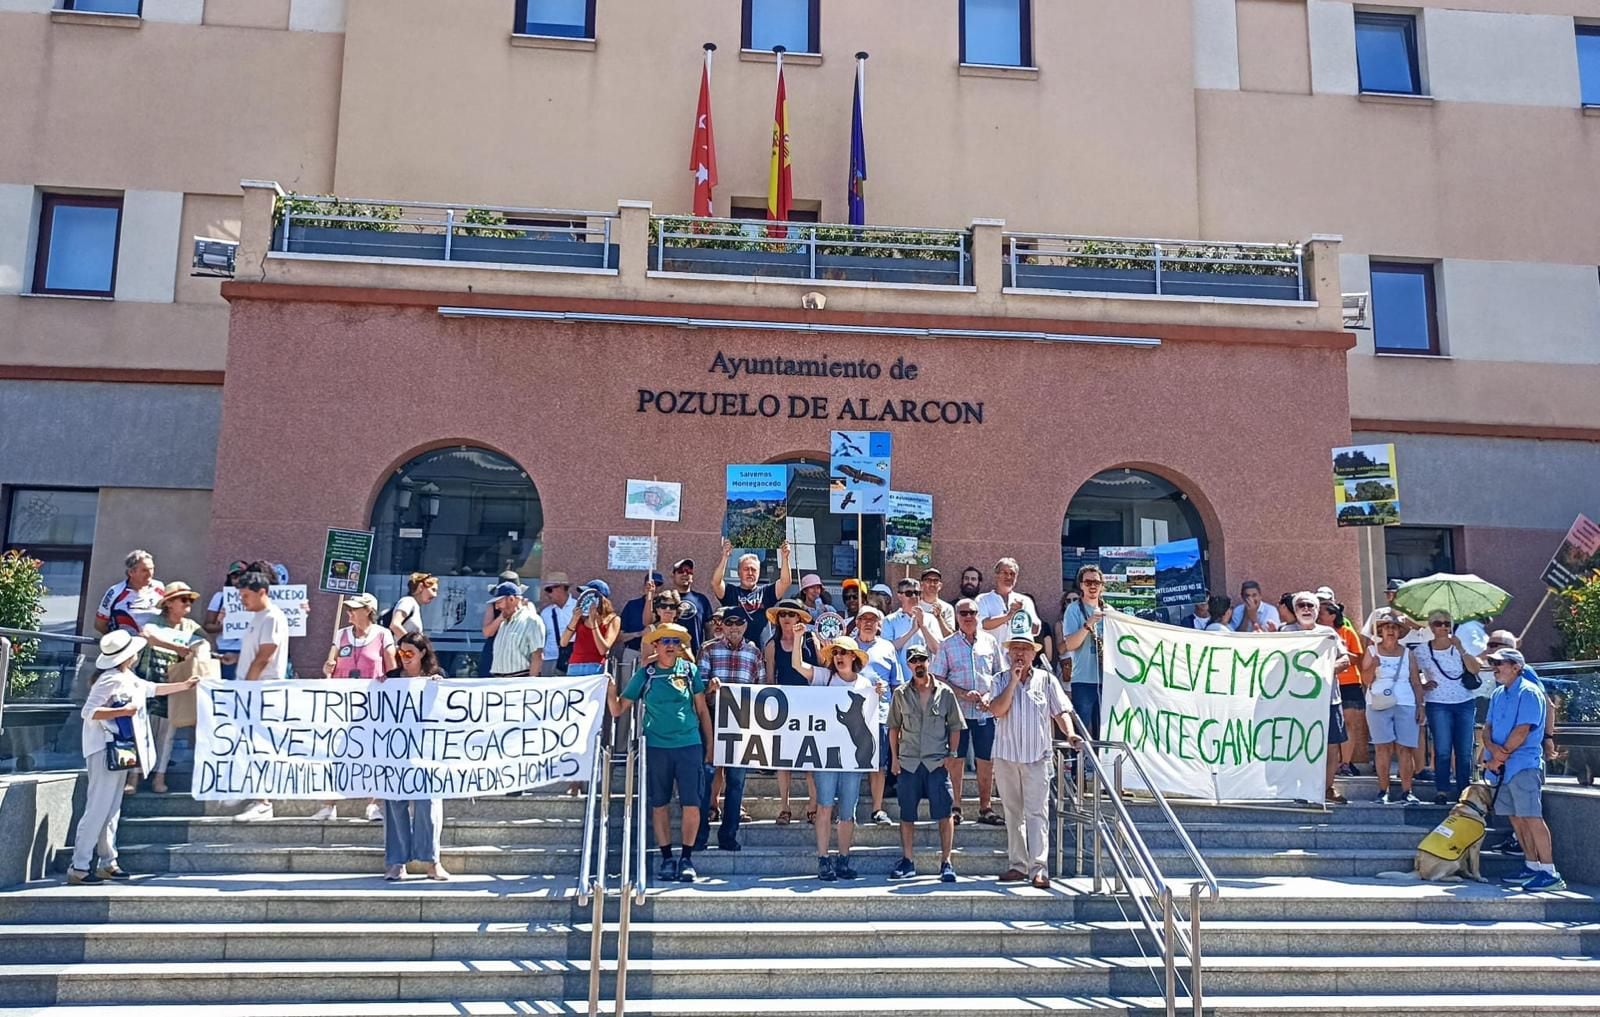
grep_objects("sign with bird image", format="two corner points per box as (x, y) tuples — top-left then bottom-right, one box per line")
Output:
(830, 430), (892, 514)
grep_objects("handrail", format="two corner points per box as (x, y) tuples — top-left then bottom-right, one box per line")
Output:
(612, 703), (647, 1015)
(582, 666), (617, 1017)
(1055, 732), (1213, 1017)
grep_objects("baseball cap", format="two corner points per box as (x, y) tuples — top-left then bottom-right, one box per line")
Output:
(919, 567), (942, 580)
(1315, 586), (1337, 602)
(869, 583), (894, 597)
(842, 578), (864, 592)
(1484, 647), (1526, 667)
(715, 606), (749, 625)
(647, 571), (665, 586)
(673, 558), (696, 572)
(906, 645), (931, 662)
(342, 592), (380, 613)
(491, 581), (527, 598)
(856, 605), (885, 622)
(1385, 578), (1404, 593)
(583, 579), (612, 599)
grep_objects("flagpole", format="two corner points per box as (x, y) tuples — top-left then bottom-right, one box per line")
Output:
(856, 51), (867, 115)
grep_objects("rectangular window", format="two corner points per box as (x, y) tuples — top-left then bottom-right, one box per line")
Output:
(32, 194), (122, 298)
(514, 0), (594, 39)
(1369, 260), (1439, 354)
(3, 488), (98, 700)
(1354, 11), (1422, 95)
(59, 0), (143, 13)
(1578, 25), (1600, 106)
(1384, 525), (1455, 581)
(743, 0), (819, 54)
(961, 0), (1032, 67)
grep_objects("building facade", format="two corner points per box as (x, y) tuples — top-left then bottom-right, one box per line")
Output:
(4, 0), (1599, 672)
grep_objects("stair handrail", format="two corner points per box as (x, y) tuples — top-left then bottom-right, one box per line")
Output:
(611, 700), (648, 1016)
(1054, 730), (1211, 1017)
(582, 664), (618, 1017)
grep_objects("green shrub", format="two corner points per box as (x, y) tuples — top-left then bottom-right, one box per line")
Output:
(274, 193), (404, 232)
(1555, 571), (1600, 660)
(0, 550), (47, 697)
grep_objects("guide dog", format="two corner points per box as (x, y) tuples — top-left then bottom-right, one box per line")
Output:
(1377, 782), (1495, 883)
(836, 693), (877, 771)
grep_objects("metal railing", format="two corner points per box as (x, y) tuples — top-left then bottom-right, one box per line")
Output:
(1055, 734), (1220, 1017)
(651, 214), (970, 286)
(1, 627), (97, 742)
(1005, 232), (1305, 301)
(577, 679), (648, 1017)
(274, 193), (618, 270)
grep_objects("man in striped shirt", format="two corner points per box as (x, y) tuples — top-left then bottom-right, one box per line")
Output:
(983, 633), (1082, 888)
(930, 598), (1003, 826)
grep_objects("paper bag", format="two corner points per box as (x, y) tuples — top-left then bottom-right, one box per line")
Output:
(167, 644), (220, 728)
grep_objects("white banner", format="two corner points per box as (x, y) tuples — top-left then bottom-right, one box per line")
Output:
(1100, 614), (1339, 801)
(192, 675), (606, 800)
(712, 683), (880, 772)
(222, 586), (309, 640)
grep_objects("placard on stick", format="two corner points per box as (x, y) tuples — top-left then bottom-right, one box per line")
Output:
(624, 480), (682, 523)
(724, 465), (789, 548)
(885, 491), (932, 566)
(1543, 514), (1600, 590)
(1333, 443), (1400, 527)
(829, 430), (891, 514)
(320, 528), (374, 595)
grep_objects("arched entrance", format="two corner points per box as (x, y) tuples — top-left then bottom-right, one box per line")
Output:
(369, 445), (544, 672)
(751, 454), (885, 587)
(1062, 467), (1210, 619)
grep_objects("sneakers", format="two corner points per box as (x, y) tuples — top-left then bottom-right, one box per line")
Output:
(658, 856), (679, 882)
(872, 809), (892, 826)
(66, 868), (104, 886)
(835, 856), (859, 880)
(1415, 768), (1435, 783)
(235, 801), (274, 822)
(888, 857), (917, 880)
(1433, 791), (1451, 804)
(310, 805), (337, 821)
(1498, 834), (1525, 857)
(939, 861), (957, 883)
(677, 859), (698, 883)
(1522, 871), (1568, 892)
(1337, 763), (1360, 778)
(364, 802), (384, 822)
(817, 856), (837, 881)
(1500, 866), (1539, 886)
(1373, 788), (1392, 805)
(1400, 791), (1421, 805)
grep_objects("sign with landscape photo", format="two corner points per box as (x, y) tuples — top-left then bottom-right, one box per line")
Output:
(724, 465), (789, 549)
(829, 430), (892, 514)
(1332, 443), (1400, 527)
(1100, 546), (1157, 612)
(1153, 538), (1206, 608)
(885, 491), (933, 566)
(1542, 514), (1600, 590)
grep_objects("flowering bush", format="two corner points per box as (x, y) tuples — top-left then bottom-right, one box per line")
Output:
(1554, 570), (1600, 660)
(0, 550), (47, 696)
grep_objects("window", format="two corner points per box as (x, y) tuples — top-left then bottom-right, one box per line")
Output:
(1369, 261), (1439, 354)
(743, 0), (818, 54)
(1578, 25), (1600, 106)
(59, 0), (142, 13)
(514, 0), (594, 39)
(1385, 526), (1455, 581)
(32, 194), (122, 297)
(3, 488), (98, 700)
(1354, 11), (1422, 95)
(961, 0), (1032, 67)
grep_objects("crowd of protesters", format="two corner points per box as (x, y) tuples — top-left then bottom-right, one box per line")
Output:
(65, 545), (1563, 891)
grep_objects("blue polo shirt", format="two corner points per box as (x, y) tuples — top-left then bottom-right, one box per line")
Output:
(1485, 673), (1547, 780)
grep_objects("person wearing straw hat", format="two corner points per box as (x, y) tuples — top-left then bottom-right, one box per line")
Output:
(537, 571), (575, 676)
(1360, 610), (1426, 805)
(314, 591), (397, 822)
(610, 621), (713, 883)
(984, 632), (1082, 888)
(68, 630), (200, 884)
(138, 582), (208, 795)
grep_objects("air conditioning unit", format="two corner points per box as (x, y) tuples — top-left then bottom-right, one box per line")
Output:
(1342, 292), (1370, 329)
(191, 237), (238, 278)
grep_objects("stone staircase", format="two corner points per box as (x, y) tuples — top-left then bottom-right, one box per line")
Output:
(1, 770), (1597, 1015)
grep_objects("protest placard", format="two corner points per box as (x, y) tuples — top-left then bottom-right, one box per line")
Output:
(1542, 514), (1600, 590)
(1333, 443), (1401, 527)
(1154, 538), (1205, 608)
(192, 674), (607, 799)
(724, 465), (789, 548)
(713, 683), (880, 772)
(222, 585), (309, 640)
(1100, 546), (1156, 612)
(625, 480), (682, 523)
(829, 430), (891, 514)
(886, 491), (933, 566)
(320, 528), (374, 595)
(607, 535), (659, 571)
(1100, 613), (1339, 801)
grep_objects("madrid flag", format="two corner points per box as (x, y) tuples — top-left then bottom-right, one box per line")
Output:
(689, 50), (717, 217)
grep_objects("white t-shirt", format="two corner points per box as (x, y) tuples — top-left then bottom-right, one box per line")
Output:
(976, 590), (1039, 646)
(391, 595), (425, 635)
(1205, 621), (1230, 633)
(238, 603), (290, 679)
(1416, 641), (1476, 705)
(206, 590), (241, 652)
(1229, 601), (1278, 632)
(1370, 647), (1416, 709)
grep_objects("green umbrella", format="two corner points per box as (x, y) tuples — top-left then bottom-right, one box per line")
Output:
(1392, 573), (1511, 623)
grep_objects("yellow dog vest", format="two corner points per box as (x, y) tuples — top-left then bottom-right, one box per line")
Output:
(1418, 811), (1486, 862)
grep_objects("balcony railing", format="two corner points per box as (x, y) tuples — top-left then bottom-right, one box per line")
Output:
(1004, 233), (1306, 301)
(272, 194), (619, 271)
(650, 215), (971, 287)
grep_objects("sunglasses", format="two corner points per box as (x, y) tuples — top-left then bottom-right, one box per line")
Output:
(957, 609), (978, 617)
(1295, 602), (1317, 610)
(654, 600), (679, 609)
(899, 590), (917, 597)
(657, 638), (683, 647)
(722, 618), (746, 626)
(1081, 579), (1104, 587)
(1486, 642), (1509, 650)
(397, 649), (418, 660)
(1429, 620), (1450, 628)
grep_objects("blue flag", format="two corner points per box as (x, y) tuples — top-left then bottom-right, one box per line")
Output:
(847, 66), (867, 226)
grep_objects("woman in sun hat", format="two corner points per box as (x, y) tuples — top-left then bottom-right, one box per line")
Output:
(788, 633), (888, 881)
(314, 591), (398, 821)
(764, 597), (821, 826)
(137, 582), (208, 794)
(68, 630), (199, 885)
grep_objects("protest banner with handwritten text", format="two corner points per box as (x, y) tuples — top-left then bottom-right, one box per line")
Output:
(192, 675), (606, 799)
(1100, 614), (1339, 801)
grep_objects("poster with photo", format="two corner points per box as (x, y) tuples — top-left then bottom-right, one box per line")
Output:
(885, 491), (933, 566)
(829, 430), (891, 514)
(1542, 514), (1600, 590)
(1099, 546), (1157, 612)
(1153, 538), (1206, 608)
(624, 480), (682, 523)
(1333, 443), (1400, 527)
(724, 465), (789, 549)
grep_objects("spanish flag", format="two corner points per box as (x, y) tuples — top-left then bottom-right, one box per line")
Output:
(766, 61), (793, 237)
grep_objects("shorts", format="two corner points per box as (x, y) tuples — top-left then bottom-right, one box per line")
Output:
(1494, 767), (1544, 819)
(813, 769), (864, 823)
(1340, 683), (1366, 710)
(1327, 701), (1349, 745)
(1366, 705), (1420, 748)
(957, 718), (995, 762)
(646, 743), (705, 809)
(896, 762), (954, 822)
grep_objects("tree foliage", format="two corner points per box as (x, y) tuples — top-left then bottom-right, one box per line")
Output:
(1554, 569), (1600, 660)
(0, 550), (47, 696)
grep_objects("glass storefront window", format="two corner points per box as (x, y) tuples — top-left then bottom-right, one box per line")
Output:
(1385, 525), (1455, 580)
(6, 489), (98, 546)
(369, 448), (543, 672)
(1063, 468), (1209, 620)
